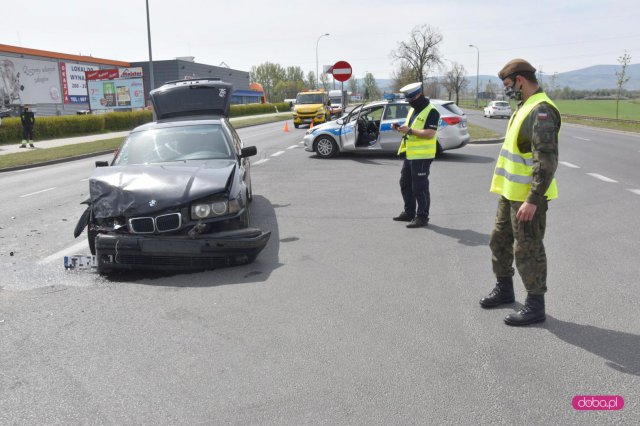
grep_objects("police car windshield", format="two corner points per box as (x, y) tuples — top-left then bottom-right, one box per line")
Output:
(296, 94), (324, 104)
(113, 124), (234, 165)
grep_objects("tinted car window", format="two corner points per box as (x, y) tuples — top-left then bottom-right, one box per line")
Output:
(383, 104), (410, 120)
(439, 102), (465, 116)
(114, 124), (233, 165)
(495, 102), (510, 107)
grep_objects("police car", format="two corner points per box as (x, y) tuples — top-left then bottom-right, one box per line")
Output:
(73, 78), (270, 274)
(303, 98), (470, 158)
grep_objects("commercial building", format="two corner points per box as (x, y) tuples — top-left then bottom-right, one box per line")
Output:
(1, 44), (262, 116)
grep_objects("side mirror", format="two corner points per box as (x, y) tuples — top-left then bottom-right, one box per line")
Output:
(241, 146), (257, 158)
(95, 160), (109, 167)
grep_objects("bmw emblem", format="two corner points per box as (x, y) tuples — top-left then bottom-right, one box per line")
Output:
(149, 199), (157, 207)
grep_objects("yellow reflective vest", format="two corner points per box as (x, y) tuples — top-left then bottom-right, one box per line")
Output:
(490, 92), (559, 201)
(397, 103), (438, 160)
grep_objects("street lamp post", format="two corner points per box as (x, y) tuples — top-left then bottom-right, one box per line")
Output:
(469, 44), (479, 107)
(316, 33), (330, 89)
(146, 0), (155, 99)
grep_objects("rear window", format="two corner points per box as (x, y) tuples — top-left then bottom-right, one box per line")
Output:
(439, 102), (465, 116)
(494, 102), (510, 107)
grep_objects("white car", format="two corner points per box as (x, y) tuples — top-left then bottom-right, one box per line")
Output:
(484, 101), (512, 119)
(303, 98), (470, 158)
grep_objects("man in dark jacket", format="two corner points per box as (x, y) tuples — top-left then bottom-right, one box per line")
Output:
(20, 106), (36, 148)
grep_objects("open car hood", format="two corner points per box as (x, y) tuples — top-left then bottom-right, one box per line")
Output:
(89, 160), (236, 218)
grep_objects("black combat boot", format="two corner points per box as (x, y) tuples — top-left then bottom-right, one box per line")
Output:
(479, 277), (515, 308)
(406, 216), (428, 228)
(504, 293), (546, 326)
(393, 212), (414, 222)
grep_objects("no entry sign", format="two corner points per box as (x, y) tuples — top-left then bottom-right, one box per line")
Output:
(331, 61), (352, 82)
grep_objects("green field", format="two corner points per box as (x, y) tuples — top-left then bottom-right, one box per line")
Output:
(553, 99), (640, 120)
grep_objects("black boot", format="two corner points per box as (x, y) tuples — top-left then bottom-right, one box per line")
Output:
(504, 293), (546, 326)
(479, 277), (515, 308)
(406, 215), (428, 228)
(393, 212), (414, 222)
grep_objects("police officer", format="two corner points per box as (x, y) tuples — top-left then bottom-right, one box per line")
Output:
(20, 105), (36, 148)
(480, 58), (561, 326)
(392, 82), (440, 228)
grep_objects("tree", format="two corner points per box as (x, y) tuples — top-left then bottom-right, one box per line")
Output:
(391, 61), (415, 92)
(250, 62), (286, 103)
(390, 24), (443, 85)
(320, 72), (330, 92)
(285, 66), (305, 83)
(306, 71), (316, 90)
(615, 51), (632, 119)
(441, 62), (468, 104)
(548, 72), (559, 99)
(362, 73), (380, 101)
(348, 77), (359, 97)
(484, 80), (498, 100)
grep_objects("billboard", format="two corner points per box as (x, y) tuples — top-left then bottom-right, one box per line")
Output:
(87, 78), (145, 110)
(60, 62), (97, 104)
(0, 56), (61, 105)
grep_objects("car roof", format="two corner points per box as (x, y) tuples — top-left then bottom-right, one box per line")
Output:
(359, 99), (462, 116)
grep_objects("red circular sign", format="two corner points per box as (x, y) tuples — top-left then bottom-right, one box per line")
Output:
(332, 60), (352, 82)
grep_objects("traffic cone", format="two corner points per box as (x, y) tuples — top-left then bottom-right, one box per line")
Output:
(283, 121), (289, 132)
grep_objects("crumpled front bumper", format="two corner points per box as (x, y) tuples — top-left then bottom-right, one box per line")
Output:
(95, 227), (271, 273)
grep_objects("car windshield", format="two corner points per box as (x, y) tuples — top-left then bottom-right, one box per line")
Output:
(297, 93), (325, 104)
(113, 124), (233, 165)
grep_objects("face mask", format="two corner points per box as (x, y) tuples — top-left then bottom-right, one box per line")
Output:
(504, 78), (522, 101)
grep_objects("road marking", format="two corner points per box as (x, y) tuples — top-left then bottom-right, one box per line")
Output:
(573, 136), (591, 141)
(299, 141), (304, 144)
(38, 240), (89, 265)
(586, 173), (618, 183)
(286, 145), (299, 150)
(271, 151), (285, 157)
(19, 187), (56, 198)
(79, 178), (89, 182)
(253, 159), (269, 165)
(627, 189), (640, 196)
(560, 161), (580, 168)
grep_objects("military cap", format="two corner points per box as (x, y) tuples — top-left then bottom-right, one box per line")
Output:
(400, 82), (423, 100)
(498, 58), (537, 80)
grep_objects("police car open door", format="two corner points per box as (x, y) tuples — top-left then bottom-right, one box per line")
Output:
(339, 105), (362, 151)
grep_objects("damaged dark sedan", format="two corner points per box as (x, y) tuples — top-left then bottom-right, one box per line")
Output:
(74, 79), (270, 274)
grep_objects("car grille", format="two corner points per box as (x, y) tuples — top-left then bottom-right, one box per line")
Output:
(129, 213), (182, 234)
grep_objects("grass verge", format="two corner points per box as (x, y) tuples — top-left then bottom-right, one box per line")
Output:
(0, 113), (294, 171)
(468, 123), (502, 140)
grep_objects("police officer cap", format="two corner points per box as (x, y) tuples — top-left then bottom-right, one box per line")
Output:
(400, 82), (423, 99)
(498, 58), (537, 80)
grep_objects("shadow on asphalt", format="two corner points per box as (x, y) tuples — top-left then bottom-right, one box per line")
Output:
(435, 152), (495, 163)
(428, 224), (490, 246)
(308, 151), (495, 165)
(540, 316), (640, 377)
(104, 195), (283, 286)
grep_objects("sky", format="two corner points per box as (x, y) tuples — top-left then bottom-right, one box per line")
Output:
(2, 0), (639, 81)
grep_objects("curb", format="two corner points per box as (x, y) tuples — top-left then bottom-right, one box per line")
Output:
(0, 150), (114, 173)
(467, 137), (504, 145)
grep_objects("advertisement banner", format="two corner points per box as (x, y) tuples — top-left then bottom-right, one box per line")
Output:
(88, 78), (145, 110)
(85, 69), (119, 80)
(119, 67), (143, 78)
(0, 56), (61, 105)
(60, 62), (97, 104)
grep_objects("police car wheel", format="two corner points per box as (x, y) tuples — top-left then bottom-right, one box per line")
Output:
(315, 136), (338, 158)
(435, 142), (443, 157)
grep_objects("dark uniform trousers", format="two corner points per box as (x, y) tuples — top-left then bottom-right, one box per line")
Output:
(490, 196), (548, 294)
(400, 158), (432, 218)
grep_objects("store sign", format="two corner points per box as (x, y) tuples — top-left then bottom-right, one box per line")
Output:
(60, 62), (97, 104)
(87, 78), (145, 110)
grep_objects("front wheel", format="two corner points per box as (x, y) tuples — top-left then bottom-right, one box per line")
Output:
(435, 142), (443, 158)
(315, 136), (338, 158)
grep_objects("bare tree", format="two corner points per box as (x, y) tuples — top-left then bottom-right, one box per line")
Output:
(390, 24), (443, 86)
(615, 51), (632, 119)
(391, 61), (415, 92)
(442, 62), (468, 104)
(362, 73), (380, 101)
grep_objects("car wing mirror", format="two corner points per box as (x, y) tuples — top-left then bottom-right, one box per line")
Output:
(241, 146), (257, 158)
(95, 160), (109, 167)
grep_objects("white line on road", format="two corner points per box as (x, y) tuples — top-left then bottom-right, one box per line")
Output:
(271, 151), (285, 157)
(573, 136), (591, 141)
(559, 161), (581, 168)
(253, 159), (269, 165)
(38, 240), (89, 265)
(586, 173), (618, 183)
(627, 189), (640, 196)
(79, 178), (89, 181)
(286, 145), (299, 150)
(19, 187), (56, 198)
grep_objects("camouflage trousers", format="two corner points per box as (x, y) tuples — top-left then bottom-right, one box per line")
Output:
(489, 196), (549, 295)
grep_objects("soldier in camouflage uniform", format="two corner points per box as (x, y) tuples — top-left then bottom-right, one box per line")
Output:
(479, 58), (561, 326)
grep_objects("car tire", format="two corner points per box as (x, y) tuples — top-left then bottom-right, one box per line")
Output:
(436, 142), (444, 157)
(315, 135), (338, 158)
(88, 228), (98, 255)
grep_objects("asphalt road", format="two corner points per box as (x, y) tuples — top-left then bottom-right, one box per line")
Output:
(1, 118), (639, 424)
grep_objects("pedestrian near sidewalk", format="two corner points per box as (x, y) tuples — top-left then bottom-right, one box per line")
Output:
(479, 58), (561, 326)
(392, 82), (440, 228)
(20, 106), (36, 148)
